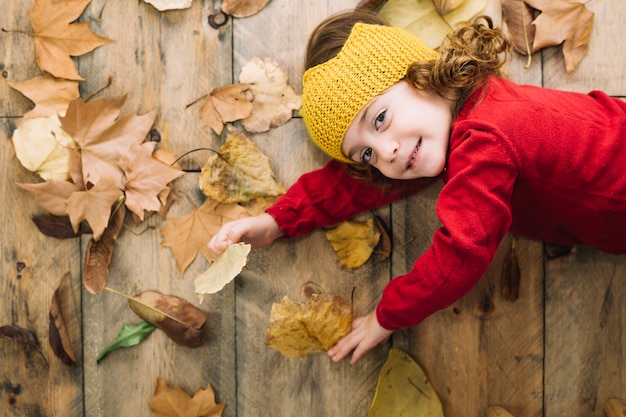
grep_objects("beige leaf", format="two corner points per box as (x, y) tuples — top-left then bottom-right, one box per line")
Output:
(194, 243), (251, 302)
(142, 0), (193, 11)
(9, 74), (79, 120)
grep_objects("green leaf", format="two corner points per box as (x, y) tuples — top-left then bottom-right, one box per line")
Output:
(97, 321), (156, 364)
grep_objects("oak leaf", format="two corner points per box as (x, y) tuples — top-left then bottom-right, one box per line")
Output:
(524, 0), (594, 74)
(221, 0), (271, 18)
(198, 132), (285, 204)
(266, 294), (353, 358)
(325, 218), (381, 269)
(9, 74), (79, 119)
(150, 377), (226, 417)
(28, 0), (113, 80)
(194, 243), (251, 302)
(200, 83), (253, 135)
(238, 57), (301, 133)
(160, 199), (250, 275)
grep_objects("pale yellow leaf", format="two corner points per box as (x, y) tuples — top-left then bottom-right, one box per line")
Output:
(194, 243), (251, 302)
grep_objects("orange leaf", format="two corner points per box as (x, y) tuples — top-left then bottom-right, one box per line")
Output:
(150, 377), (226, 417)
(28, 0), (113, 80)
(200, 83), (253, 135)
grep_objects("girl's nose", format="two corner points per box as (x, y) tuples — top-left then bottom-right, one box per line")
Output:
(376, 138), (399, 163)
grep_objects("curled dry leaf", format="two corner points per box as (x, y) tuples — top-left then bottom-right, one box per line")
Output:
(195, 243), (251, 301)
(325, 218), (381, 269)
(49, 272), (77, 366)
(0, 324), (48, 367)
(31, 213), (89, 239)
(129, 290), (206, 348)
(238, 57), (301, 133)
(266, 294), (353, 358)
(142, 0), (193, 11)
(221, 0), (271, 18)
(198, 132), (286, 204)
(150, 377), (226, 417)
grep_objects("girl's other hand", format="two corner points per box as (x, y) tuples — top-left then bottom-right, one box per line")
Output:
(328, 310), (393, 365)
(207, 213), (283, 259)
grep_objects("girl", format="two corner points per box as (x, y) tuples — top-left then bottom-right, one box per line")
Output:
(208, 10), (626, 365)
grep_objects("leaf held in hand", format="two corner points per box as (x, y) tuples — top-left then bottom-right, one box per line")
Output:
(194, 243), (251, 301)
(266, 294), (353, 358)
(49, 273), (77, 366)
(325, 218), (381, 269)
(150, 377), (226, 417)
(368, 349), (444, 417)
(129, 291), (206, 348)
(97, 321), (156, 364)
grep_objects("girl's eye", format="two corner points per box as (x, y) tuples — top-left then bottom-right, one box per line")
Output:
(361, 148), (373, 163)
(374, 110), (386, 130)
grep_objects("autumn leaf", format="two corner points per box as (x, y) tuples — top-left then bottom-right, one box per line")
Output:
(198, 132), (286, 204)
(502, 0), (536, 57)
(31, 213), (90, 239)
(9, 74), (79, 119)
(200, 83), (253, 135)
(49, 272), (76, 366)
(0, 325), (48, 367)
(97, 321), (156, 364)
(18, 178), (83, 217)
(368, 349), (444, 417)
(221, 0), (271, 18)
(150, 377), (226, 417)
(266, 294), (353, 358)
(194, 243), (251, 301)
(28, 0), (113, 80)
(143, 0), (193, 11)
(128, 290), (206, 348)
(238, 57), (301, 133)
(525, 0), (594, 74)
(160, 199), (250, 275)
(433, 0), (467, 15)
(325, 218), (381, 269)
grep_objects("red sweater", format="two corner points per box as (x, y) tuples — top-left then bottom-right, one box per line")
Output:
(266, 76), (626, 330)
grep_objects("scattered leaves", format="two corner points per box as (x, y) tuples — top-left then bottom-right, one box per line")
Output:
(194, 243), (251, 301)
(49, 273), (77, 366)
(160, 199), (250, 275)
(97, 321), (156, 364)
(200, 83), (253, 135)
(368, 349), (444, 417)
(221, 0), (271, 18)
(198, 132), (285, 204)
(325, 218), (381, 269)
(150, 377), (226, 417)
(266, 294), (353, 358)
(28, 0), (113, 80)
(129, 290), (206, 348)
(238, 57), (301, 133)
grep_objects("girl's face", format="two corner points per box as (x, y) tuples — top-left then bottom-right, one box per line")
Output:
(341, 80), (453, 180)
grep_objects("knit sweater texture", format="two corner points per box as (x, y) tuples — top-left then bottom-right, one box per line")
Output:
(266, 76), (626, 330)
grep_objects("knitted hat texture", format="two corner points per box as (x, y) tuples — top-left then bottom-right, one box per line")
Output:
(300, 23), (437, 163)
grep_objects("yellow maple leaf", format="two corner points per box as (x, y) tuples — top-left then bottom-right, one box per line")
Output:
(28, 0), (113, 80)
(150, 377), (225, 417)
(325, 218), (381, 270)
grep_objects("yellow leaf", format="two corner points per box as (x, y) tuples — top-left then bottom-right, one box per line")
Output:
(325, 218), (381, 269)
(266, 294), (353, 358)
(150, 377), (225, 417)
(368, 349), (444, 417)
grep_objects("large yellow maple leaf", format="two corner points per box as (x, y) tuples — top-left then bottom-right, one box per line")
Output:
(28, 0), (113, 80)
(150, 377), (225, 417)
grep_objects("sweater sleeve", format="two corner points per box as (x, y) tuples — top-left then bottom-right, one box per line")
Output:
(266, 159), (436, 237)
(376, 129), (519, 330)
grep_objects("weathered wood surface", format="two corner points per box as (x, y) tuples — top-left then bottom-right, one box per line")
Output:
(1, 0), (626, 416)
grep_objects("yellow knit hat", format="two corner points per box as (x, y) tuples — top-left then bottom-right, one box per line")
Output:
(300, 23), (437, 163)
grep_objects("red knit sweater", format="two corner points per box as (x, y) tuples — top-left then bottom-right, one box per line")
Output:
(266, 76), (626, 330)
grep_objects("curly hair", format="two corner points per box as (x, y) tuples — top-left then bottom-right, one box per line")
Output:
(304, 10), (510, 186)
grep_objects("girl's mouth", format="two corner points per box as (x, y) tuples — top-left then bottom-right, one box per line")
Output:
(406, 138), (422, 170)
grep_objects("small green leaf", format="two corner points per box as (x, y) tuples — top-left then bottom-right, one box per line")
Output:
(97, 321), (156, 364)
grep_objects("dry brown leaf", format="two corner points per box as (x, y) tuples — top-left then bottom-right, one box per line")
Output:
(200, 83), (253, 135)
(9, 74), (79, 119)
(18, 179), (83, 217)
(525, 0), (594, 74)
(49, 272), (76, 366)
(198, 131), (285, 204)
(502, 0), (536, 56)
(28, 0), (113, 80)
(160, 198), (250, 275)
(129, 290), (206, 348)
(325, 218), (381, 269)
(150, 377), (226, 417)
(238, 57), (301, 133)
(433, 0), (466, 15)
(221, 0), (271, 18)
(266, 294), (352, 358)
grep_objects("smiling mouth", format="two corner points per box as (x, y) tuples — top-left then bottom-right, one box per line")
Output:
(406, 138), (422, 170)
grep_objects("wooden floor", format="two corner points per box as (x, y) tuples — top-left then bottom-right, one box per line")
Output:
(2, 1), (626, 416)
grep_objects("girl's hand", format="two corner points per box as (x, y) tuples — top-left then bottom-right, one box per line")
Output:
(207, 213), (283, 259)
(328, 310), (393, 365)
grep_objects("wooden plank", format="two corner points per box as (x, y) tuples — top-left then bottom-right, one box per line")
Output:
(1, 1), (84, 416)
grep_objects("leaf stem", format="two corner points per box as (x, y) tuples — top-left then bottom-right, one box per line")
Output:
(521, 0), (533, 69)
(1, 28), (35, 36)
(84, 75), (113, 102)
(170, 147), (226, 166)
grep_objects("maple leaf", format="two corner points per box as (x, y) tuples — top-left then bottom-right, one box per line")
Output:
(238, 57), (301, 133)
(325, 218), (381, 270)
(18, 178), (83, 216)
(65, 176), (123, 240)
(9, 74), (79, 119)
(198, 132), (286, 204)
(221, 0), (271, 18)
(118, 141), (184, 221)
(200, 83), (253, 135)
(59, 95), (157, 190)
(160, 199), (250, 275)
(525, 0), (594, 74)
(28, 0), (113, 80)
(150, 377), (225, 417)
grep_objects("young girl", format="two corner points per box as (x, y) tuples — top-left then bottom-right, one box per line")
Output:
(208, 10), (626, 365)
